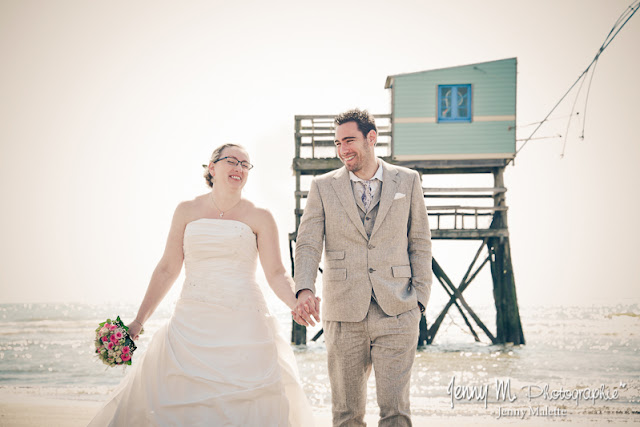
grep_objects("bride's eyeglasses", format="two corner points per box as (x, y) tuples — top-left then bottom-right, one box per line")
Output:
(213, 156), (254, 170)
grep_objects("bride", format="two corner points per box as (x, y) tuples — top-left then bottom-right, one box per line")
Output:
(88, 144), (319, 426)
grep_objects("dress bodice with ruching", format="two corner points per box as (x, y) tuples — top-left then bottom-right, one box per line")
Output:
(179, 218), (267, 312)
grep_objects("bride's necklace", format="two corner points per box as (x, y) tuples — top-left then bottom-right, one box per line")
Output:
(210, 192), (241, 218)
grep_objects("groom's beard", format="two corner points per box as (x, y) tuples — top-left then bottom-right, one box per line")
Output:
(340, 142), (373, 173)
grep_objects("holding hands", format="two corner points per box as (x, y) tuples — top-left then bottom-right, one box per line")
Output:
(292, 289), (321, 327)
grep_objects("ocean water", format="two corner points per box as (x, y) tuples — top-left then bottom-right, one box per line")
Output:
(1, 299), (638, 420)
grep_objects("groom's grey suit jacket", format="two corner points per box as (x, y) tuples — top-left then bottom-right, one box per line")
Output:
(294, 159), (432, 322)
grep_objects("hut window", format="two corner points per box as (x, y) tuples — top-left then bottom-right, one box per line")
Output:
(438, 84), (472, 123)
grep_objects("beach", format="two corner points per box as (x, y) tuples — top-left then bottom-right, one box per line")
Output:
(1, 302), (638, 426)
(1, 391), (636, 426)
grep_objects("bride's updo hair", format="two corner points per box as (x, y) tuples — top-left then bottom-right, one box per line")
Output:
(203, 143), (246, 188)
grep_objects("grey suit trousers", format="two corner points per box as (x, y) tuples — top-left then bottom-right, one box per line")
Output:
(324, 298), (421, 427)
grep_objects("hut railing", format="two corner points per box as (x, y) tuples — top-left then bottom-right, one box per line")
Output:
(296, 114), (392, 159)
(294, 186), (507, 233)
(427, 205), (507, 230)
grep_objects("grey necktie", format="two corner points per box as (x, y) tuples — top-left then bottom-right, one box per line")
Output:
(360, 180), (373, 211)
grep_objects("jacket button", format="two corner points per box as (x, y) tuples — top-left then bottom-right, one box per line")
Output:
(368, 244), (374, 249)
(369, 268), (375, 273)
(365, 217), (371, 221)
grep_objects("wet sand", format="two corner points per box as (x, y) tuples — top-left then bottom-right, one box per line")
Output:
(0, 392), (633, 426)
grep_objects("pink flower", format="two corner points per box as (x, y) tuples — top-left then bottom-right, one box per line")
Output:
(121, 354), (131, 362)
(109, 324), (117, 331)
(122, 346), (130, 354)
(107, 342), (115, 350)
(110, 335), (118, 343)
(101, 336), (108, 342)
(114, 331), (123, 340)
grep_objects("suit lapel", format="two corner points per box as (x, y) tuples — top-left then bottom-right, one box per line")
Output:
(370, 160), (398, 238)
(331, 167), (369, 240)
(369, 183), (382, 212)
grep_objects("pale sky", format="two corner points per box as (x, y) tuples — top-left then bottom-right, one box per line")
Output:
(1, 0), (639, 308)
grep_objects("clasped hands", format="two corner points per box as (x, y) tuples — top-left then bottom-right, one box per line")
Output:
(291, 289), (321, 327)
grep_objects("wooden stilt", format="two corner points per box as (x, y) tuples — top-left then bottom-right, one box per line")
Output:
(431, 260), (497, 344)
(427, 240), (491, 343)
(289, 237), (307, 345)
(488, 236), (525, 345)
(489, 169), (525, 345)
(418, 314), (429, 347)
(429, 263), (481, 343)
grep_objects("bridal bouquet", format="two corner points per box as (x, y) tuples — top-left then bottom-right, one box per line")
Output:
(94, 316), (138, 367)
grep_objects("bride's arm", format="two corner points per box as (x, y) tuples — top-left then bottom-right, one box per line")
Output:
(127, 203), (187, 337)
(255, 209), (301, 312)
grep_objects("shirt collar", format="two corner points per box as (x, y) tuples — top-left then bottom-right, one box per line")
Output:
(349, 160), (383, 182)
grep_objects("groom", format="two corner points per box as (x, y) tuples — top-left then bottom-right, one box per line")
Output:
(293, 109), (432, 426)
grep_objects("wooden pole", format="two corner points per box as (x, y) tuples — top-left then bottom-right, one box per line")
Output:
(431, 259), (497, 343)
(291, 116), (307, 345)
(418, 313), (429, 347)
(427, 240), (490, 343)
(489, 168), (525, 345)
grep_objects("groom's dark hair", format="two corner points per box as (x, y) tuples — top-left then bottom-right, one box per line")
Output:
(334, 109), (377, 138)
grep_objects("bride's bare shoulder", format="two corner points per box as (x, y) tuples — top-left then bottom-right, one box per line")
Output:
(174, 194), (210, 223)
(245, 203), (277, 230)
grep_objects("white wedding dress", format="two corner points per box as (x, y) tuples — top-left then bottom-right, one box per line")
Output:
(88, 218), (312, 426)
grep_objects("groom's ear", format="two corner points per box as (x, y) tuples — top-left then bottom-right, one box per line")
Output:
(366, 130), (377, 147)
